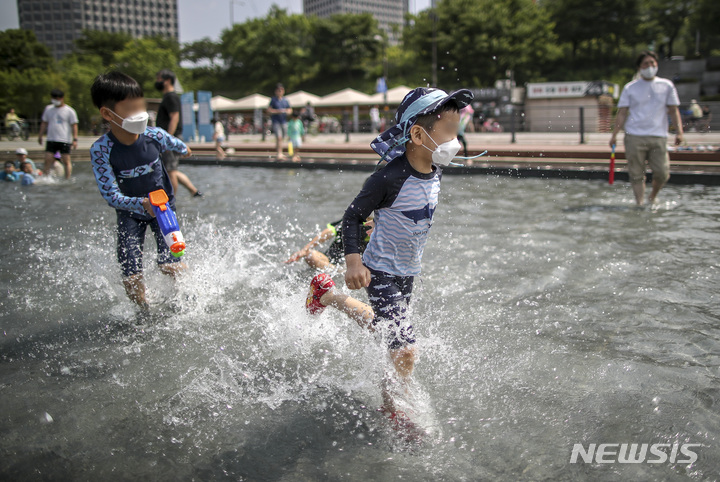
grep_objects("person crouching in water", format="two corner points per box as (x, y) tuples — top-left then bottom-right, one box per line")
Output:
(89, 70), (192, 310)
(303, 87), (474, 428)
(286, 215), (373, 272)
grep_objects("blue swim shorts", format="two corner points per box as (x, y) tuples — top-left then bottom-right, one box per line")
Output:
(366, 268), (416, 350)
(116, 210), (180, 277)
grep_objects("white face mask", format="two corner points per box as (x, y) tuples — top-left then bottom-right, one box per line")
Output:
(640, 65), (658, 80)
(51, 99), (61, 107)
(108, 109), (149, 135)
(419, 127), (462, 166)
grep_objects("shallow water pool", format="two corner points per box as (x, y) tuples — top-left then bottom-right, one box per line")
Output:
(1, 163), (719, 480)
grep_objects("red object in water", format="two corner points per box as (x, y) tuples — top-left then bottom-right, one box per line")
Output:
(609, 144), (616, 185)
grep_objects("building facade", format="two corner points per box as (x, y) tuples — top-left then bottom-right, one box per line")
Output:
(17, 0), (179, 60)
(303, 0), (408, 44)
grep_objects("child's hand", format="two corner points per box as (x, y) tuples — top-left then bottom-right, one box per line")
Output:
(345, 254), (370, 289)
(285, 248), (308, 264)
(142, 197), (155, 217)
(184, 147), (192, 157)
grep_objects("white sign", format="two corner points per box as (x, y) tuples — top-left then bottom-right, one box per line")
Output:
(527, 82), (590, 99)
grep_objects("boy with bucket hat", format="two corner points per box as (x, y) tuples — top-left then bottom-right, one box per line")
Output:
(304, 87), (474, 433)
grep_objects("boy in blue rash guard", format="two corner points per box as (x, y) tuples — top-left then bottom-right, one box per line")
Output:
(90, 71), (192, 310)
(304, 87), (474, 417)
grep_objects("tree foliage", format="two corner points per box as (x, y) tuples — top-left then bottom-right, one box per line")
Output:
(1, 0), (718, 128)
(402, 0), (561, 88)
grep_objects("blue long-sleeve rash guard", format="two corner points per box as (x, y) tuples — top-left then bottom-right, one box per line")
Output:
(342, 155), (441, 277)
(90, 127), (188, 220)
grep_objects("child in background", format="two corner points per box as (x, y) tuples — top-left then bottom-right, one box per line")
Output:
(287, 111), (305, 162)
(286, 215), (373, 272)
(19, 161), (36, 185)
(213, 116), (226, 160)
(1, 161), (21, 182)
(89, 70), (191, 310)
(14, 148), (39, 174)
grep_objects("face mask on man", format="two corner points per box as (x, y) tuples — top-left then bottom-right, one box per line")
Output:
(107, 109), (149, 135)
(51, 99), (61, 107)
(640, 65), (658, 80)
(155, 80), (166, 91)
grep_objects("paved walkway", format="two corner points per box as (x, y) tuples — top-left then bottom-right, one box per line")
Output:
(2, 131), (719, 157)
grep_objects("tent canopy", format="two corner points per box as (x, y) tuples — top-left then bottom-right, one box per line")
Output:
(200, 86), (418, 113)
(368, 85), (413, 105)
(230, 93), (271, 110)
(314, 88), (375, 107)
(284, 90), (321, 107)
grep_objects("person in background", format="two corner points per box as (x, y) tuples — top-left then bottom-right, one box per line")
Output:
(457, 103), (474, 158)
(1, 161), (21, 182)
(689, 99), (703, 132)
(18, 161), (36, 185)
(287, 111), (305, 162)
(5, 108), (22, 136)
(286, 214), (373, 272)
(213, 115), (226, 160)
(370, 105), (381, 133)
(155, 69), (203, 198)
(301, 101), (315, 131)
(267, 83), (292, 160)
(14, 148), (39, 174)
(38, 89), (78, 179)
(610, 50), (683, 206)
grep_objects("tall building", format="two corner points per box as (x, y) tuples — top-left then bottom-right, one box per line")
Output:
(17, 0), (179, 60)
(303, 0), (409, 44)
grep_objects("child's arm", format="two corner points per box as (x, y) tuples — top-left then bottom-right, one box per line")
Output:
(343, 174), (387, 289)
(90, 139), (148, 216)
(150, 127), (192, 157)
(285, 226), (335, 263)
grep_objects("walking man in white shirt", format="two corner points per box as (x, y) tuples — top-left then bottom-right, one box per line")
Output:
(38, 89), (78, 179)
(610, 51), (684, 206)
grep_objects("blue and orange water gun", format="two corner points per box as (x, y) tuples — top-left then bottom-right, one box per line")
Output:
(148, 189), (186, 257)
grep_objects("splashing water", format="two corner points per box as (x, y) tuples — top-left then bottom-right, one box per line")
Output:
(1, 164), (719, 479)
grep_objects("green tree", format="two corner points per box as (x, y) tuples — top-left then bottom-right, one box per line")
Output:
(402, 0), (561, 88)
(0, 68), (65, 120)
(0, 29), (54, 72)
(310, 13), (383, 90)
(220, 6), (314, 96)
(691, 0), (720, 56)
(58, 53), (104, 129)
(113, 38), (179, 93)
(182, 37), (222, 68)
(0, 29), (60, 119)
(641, 0), (694, 58)
(74, 30), (133, 66)
(545, 0), (642, 81)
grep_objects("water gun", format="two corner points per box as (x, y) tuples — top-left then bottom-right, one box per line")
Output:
(609, 144), (615, 185)
(148, 189), (186, 257)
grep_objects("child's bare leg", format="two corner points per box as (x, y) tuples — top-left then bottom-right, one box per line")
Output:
(175, 171), (199, 195)
(305, 250), (332, 271)
(123, 273), (149, 309)
(319, 288), (375, 332)
(389, 345), (416, 381)
(159, 261), (188, 278)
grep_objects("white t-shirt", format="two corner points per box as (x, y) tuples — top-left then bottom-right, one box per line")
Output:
(41, 104), (79, 143)
(618, 77), (680, 137)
